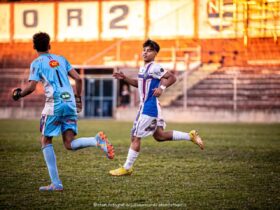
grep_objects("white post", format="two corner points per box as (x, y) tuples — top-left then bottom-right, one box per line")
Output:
(134, 53), (139, 68)
(183, 54), (189, 110)
(116, 41), (121, 61)
(233, 75), (237, 112)
(20, 78), (24, 109)
(172, 47), (176, 71)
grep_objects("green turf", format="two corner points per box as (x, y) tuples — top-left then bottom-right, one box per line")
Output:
(0, 119), (279, 209)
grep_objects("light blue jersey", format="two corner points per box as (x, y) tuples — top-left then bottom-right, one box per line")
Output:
(29, 53), (77, 117)
(29, 53), (78, 137)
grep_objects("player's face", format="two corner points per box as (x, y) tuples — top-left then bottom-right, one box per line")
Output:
(142, 46), (157, 63)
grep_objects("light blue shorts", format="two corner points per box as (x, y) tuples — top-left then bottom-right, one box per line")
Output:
(40, 115), (78, 137)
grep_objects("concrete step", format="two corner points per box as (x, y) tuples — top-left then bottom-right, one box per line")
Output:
(160, 63), (219, 106)
(172, 99), (280, 109)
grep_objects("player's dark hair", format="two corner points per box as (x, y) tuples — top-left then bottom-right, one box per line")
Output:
(33, 32), (50, 52)
(143, 39), (160, 53)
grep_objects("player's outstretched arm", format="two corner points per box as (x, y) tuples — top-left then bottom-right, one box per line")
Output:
(113, 71), (138, 88)
(12, 80), (38, 101)
(68, 69), (82, 112)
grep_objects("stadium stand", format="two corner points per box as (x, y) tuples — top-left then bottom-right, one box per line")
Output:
(171, 66), (280, 110)
(1, 38), (279, 68)
(0, 68), (45, 108)
(0, 39), (198, 67)
(1, 38), (280, 111)
(200, 38), (280, 66)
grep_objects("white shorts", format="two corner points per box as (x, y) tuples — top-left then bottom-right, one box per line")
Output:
(131, 114), (166, 138)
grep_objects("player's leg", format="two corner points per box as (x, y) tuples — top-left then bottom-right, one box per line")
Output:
(62, 129), (76, 150)
(123, 136), (141, 169)
(154, 110), (192, 142)
(153, 124), (204, 150)
(153, 124), (190, 142)
(152, 118), (181, 142)
(61, 115), (114, 159)
(154, 108), (191, 142)
(153, 126), (173, 142)
(39, 115), (63, 191)
(109, 114), (154, 176)
(109, 136), (140, 176)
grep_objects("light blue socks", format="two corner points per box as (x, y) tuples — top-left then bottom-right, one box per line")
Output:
(70, 137), (98, 150)
(42, 144), (62, 186)
(42, 138), (98, 186)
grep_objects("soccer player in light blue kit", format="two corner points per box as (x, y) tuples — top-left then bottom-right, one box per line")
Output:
(12, 32), (114, 191)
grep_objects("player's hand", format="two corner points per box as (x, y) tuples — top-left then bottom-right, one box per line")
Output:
(113, 71), (126, 80)
(75, 95), (82, 113)
(152, 87), (163, 97)
(12, 88), (22, 101)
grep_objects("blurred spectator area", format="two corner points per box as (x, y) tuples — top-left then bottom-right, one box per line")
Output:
(0, 39), (199, 68)
(0, 38), (279, 68)
(1, 38), (280, 111)
(0, 68), (45, 108)
(200, 38), (280, 66)
(1, 66), (280, 111)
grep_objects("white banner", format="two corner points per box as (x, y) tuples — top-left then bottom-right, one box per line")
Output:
(102, 1), (145, 39)
(0, 4), (10, 42)
(58, 2), (98, 41)
(14, 3), (54, 41)
(149, 0), (194, 38)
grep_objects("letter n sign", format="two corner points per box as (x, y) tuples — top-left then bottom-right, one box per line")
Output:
(23, 10), (38, 27)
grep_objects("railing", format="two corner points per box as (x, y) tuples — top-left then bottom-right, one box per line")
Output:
(82, 40), (124, 65)
(82, 39), (201, 71)
(179, 71), (280, 111)
(157, 46), (201, 71)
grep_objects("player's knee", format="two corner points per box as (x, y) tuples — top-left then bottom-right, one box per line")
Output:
(131, 139), (140, 147)
(153, 134), (165, 142)
(63, 141), (73, 150)
(41, 136), (52, 147)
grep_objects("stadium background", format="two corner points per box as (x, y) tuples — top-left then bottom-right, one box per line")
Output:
(0, 1), (280, 209)
(0, 0), (280, 121)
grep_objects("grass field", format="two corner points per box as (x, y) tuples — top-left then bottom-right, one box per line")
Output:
(0, 119), (279, 209)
